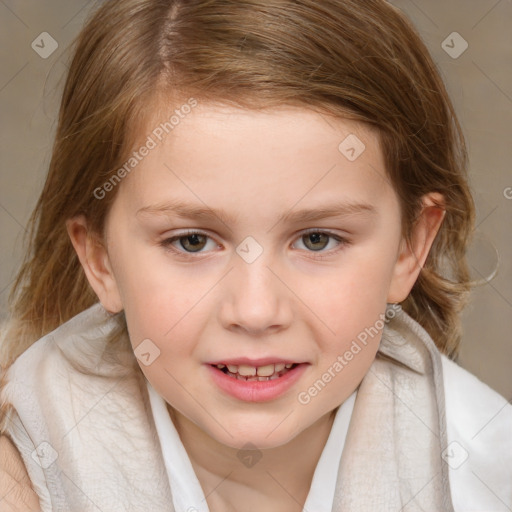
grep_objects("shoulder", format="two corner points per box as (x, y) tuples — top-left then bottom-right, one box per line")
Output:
(0, 435), (41, 511)
(1, 303), (137, 431)
(440, 354), (512, 511)
(2, 303), (130, 393)
(0, 304), (168, 510)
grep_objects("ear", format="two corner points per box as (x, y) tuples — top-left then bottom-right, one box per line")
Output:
(387, 193), (446, 303)
(66, 215), (123, 313)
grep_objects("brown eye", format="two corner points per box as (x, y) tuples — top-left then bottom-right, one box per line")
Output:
(179, 233), (208, 252)
(302, 232), (330, 251)
(161, 230), (220, 257)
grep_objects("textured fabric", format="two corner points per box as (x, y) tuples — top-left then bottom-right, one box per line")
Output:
(0, 304), (174, 512)
(0, 302), (464, 510)
(333, 309), (454, 511)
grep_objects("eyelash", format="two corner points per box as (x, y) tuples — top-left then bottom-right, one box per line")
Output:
(160, 228), (350, 261)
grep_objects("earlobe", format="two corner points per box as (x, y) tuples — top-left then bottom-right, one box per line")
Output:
(387, 193), (445, 303)
(66, 215), (123, 313)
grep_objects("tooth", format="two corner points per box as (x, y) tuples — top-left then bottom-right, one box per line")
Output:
(285, 363), (293, 369)
(257, 376), (270, 381)
(246, 376), (259, 381)
(227, 365), (238, 373)
(256, 364), (275, 377)
(238, 364), (257, 376)
(270, 374), (280, 380)
(236, 374), (246, 381)
(274, 363), (285, 372)
(216, 364), (226, 369)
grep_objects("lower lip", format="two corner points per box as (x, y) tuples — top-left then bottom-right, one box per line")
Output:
(206, 364), (308, 402)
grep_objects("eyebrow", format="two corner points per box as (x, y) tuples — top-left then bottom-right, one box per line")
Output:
(136, 199), (376, 226)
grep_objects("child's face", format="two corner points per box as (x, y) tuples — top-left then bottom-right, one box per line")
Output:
(94, 103), (423, 449)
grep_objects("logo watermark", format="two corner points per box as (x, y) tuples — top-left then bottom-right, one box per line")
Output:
(297, 304), (402, 405)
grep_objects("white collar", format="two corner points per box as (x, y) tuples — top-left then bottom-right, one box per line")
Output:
(147, 380), (357, 512)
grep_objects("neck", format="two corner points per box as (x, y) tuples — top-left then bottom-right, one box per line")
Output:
(168, 404), (337, 511)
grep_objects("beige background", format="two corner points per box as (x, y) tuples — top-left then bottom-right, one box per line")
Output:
(1, 1), (511, 398)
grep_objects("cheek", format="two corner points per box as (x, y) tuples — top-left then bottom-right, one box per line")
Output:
(123, 301), (206, 410)
(297, 249), (396, 394)
(109, 238), (196, 336)
(122, 287), (203, 361)
(301, 254), (396, 335)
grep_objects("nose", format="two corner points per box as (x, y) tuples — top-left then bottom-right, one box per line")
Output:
(218, 251), (294, 336)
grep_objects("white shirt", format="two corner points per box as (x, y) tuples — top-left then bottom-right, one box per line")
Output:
(441, 355), (512, 512)
(146, 353), (512, 512)
(147, 382), (357, 512)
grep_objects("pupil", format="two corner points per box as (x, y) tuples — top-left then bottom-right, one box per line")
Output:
(182, 234), (206, 252)
(305, 232), (327, 251)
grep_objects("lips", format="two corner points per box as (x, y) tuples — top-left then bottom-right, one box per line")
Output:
(206, 361), (308, 402)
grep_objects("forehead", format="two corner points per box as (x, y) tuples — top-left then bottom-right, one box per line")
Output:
(117, 101), (397, 221)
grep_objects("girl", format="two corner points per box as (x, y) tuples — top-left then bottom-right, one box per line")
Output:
(1, 1), (511, 511)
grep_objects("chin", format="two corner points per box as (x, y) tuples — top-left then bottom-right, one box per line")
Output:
(207, 415), (304, 451)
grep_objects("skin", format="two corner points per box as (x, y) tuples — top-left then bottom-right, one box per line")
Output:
(67, 103), (445, 511)
(0, 436), (41, 511)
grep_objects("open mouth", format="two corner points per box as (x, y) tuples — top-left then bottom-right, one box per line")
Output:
(210, 363), (299, 382)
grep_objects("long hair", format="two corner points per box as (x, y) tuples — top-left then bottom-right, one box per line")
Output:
(0, 0), (475, 369)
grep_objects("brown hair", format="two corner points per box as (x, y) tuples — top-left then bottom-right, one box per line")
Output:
(0, 0), (475, 369)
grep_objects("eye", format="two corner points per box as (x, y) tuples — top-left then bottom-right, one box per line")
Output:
(292, 229), (347, 255)
(161, 231), (219, 254)
(160, 229), (349, 258)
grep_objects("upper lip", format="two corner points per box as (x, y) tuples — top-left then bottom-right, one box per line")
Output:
(207, 357), (305, 367)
